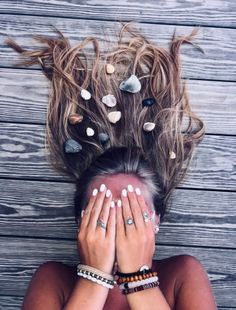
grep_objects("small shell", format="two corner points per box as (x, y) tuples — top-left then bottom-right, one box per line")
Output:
(86, 127), (95, 136)
(143, 122), (156, 132)
(107, 111), (121, 124)
(102, 94), (117, 107)
(169, 151), (176, 159)
(119, 74), (141, 93)
(64, 139), (82, 153)
(106, 64), (115, 74)
(68, 113), (83, 125)
(98, 132), (109, 144)
(81, 88), (91, 100)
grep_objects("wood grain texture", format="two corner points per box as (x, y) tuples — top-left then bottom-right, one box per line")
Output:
(1, 15), (236, 81)
(0, 236), (235, 307)
(0, 178), (235, 249)
(0, 0), (235, 28)
(0, 68), (235, 135)
(0, 122), (235, 189)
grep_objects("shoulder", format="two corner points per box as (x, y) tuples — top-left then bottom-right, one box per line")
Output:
(22, 261), (77, 310)
(156, 254), (217, 309)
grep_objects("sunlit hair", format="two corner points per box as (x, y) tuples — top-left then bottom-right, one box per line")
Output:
(5, 22), (205, 224)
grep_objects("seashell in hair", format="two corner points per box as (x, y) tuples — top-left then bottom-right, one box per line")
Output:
(142, 98), (156, 107)
(64, 139), (82, 153)
(169, 151), (176, 159)
(106, 64), (115, 74)
(107, 111), (121, 124)
(119, 74), (141, 93)
(68, 113), (83, 125)
(102, 94), (117, 107)
(81, 88), (91, 100)
(98, 132), (110, 144)
(86, 127), (95, 136)
(143, 122), (156, 132)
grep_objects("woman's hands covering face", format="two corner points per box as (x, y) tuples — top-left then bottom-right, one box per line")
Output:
(77, 183), (156, 275)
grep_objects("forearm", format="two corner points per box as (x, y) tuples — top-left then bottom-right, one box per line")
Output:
(126, 286), (171, 310)
(63, 278), (109, 310)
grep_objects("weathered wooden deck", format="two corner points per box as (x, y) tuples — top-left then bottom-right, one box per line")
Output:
(0, 1), (236, 309)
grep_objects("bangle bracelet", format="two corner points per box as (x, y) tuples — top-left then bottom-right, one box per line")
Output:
(122, 281), (159, 295)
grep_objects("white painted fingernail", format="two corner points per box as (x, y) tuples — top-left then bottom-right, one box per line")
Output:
(92, 188), (98, 196)
(110, 200), (115, 208)
(122, 189), (127, 197)
(127, 184), (133, 192)
(135, 187), (141, 195)
(106, 189), (111, 197)
(117, 199), (122, 207)
(81, 210), (85, 218)
(100, 183), (106, 192)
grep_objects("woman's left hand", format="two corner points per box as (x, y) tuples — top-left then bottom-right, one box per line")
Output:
(115, 185), (156, 273)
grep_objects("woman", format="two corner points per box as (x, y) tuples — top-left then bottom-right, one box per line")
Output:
(6, 22), (217, 309)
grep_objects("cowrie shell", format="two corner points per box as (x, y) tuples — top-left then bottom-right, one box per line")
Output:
(86, 127), (95, 136)
(169, 151), (176, 159)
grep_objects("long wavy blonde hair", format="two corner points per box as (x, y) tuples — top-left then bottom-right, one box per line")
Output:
(5, 22), (205, 222)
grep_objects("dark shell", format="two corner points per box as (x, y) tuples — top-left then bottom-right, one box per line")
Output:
(142, 98), (156, 107)
(64, 139), (82, 153)
(98, 132), (109, 144)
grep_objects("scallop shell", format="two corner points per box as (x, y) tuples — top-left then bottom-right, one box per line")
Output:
(106, 64), (115, 74)
(64, 139), (82, 153)
(107, 111), (121, 124)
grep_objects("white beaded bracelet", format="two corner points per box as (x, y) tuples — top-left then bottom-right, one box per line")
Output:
(77, 264), (114, 281)
(119, 276), (159, 289)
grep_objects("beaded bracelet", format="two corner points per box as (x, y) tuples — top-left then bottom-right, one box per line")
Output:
(116, 271), (158, 284)
(115, 265), (152, 278)
(77, 264), (116, 289)
(119, 276), (159, 290)
(121, 281), (160, 295)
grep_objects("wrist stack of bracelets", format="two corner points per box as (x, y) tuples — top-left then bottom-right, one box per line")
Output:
(115, 265), (159, 295)
(77, 263), (159, 295)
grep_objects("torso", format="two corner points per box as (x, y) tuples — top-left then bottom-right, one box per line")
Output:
(60, 256), (181, 309)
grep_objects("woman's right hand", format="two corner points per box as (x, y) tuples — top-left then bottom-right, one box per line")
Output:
(77, 183), (116, 274)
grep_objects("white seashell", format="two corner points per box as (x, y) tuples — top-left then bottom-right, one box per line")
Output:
(102, 94), (117, 107)
(81, 88), (91, 100)
(106, 64), (115, 74)
(86, 127), (95, 136)
(107, 111), (121, 124)
(143, 122), (156, 132)
(169, 151), (176, 159)
(119, 74), (141, 93)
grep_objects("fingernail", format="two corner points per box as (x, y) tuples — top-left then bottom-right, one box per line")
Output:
(100, 183), (106, 192)
(106, 189), (111, 197)
(135, 187), (141, 195)
(110, 200), (115, 208)
(127, 184), (133, 192)
(117, 199), (122, 207)
(92, 188), (98, 196)
(81, 210), (85, 218)
(122, 188), (127, 197)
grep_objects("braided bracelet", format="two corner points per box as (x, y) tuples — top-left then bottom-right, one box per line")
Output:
(122, 281), (159, 295)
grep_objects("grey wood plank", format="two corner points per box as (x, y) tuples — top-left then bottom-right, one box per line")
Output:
(1, 15), (236, 81)
(0, 123), (235, 190)
(0, 0), (235, 28)
(1, 68), (235, 135)
(0, 178), (235, 249)
(0, 236), (235, 307)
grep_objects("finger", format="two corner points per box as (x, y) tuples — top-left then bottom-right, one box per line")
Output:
(106, 199), (116, 239)
(135, 187), (153, 230)
(127, 184), (145, 231)
(121, 187), (136, 235)
(96, 188), (113, 234)
(79, 187), (99, 231)
(115, 198), (125, 239)
(87, 183), (107, 231)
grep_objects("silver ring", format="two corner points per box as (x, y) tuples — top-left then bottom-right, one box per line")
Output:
(142, 211), (150, 223)
(97, 218), (107, 230)
(126, 218), (135, 225)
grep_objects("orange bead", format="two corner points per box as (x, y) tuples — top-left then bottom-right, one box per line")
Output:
(135, 275), (139, 281)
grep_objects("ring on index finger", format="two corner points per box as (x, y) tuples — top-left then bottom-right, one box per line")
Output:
(142, 211), (150, 223)
(126, 217), (135, 225)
